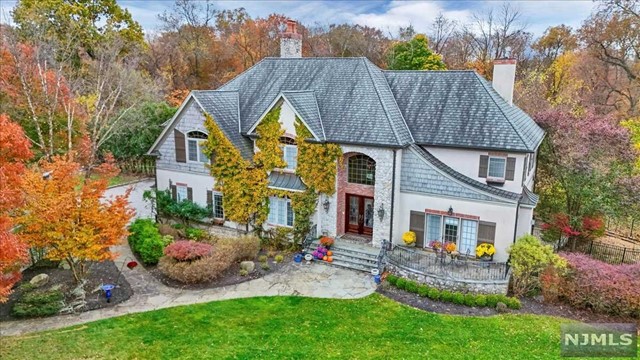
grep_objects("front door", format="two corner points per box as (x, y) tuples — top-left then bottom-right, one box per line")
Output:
(346, 194), (374, 236)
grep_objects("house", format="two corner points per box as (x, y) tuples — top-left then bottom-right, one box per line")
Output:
(148, 20), (544, 262)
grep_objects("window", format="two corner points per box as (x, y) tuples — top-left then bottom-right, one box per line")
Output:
(478, 221), (496, 245)
(176, 185), (188, 202)
(187, 131), (208, 163)
(460, 220), (478, 255)
(426, 214), (442, 243)
(409, 211), (426, 247)
(348, 155), (375, 185)
(268, 197), (293, 227)
(444, 217), (459, 243)
(283, 145), (298, 170)
(487, 156), (507, 180)
(213, 193), (224, 219)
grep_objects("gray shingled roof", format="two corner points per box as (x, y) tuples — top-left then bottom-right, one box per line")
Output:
(281, 91), (325, 141)
(521, 186), (540, 206)
(220, 57), (412, 147)
(411, 145), (521, 201)
(268, 172), (306, 191)
(384, 71), (544, 152)
(191, 90), (254, 160)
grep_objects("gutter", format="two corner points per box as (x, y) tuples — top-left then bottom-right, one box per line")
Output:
(389, 149), (397, 245)
(512, 197), (521, 243)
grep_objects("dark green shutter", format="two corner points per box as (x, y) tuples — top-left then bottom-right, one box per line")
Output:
(171, 185), (177, 201)
(174, 129), (186, 163)
(410, 211), (426, 247)
(207, 190), (213, 208)
(187, 187), (193, 202)
(505, 157), (516, 180)
(478, 155), (489, 178)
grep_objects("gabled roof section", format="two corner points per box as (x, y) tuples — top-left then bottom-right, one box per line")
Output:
(384, 70), (544, 152)
(191, 90), (253, 160)
(219, 57), (412, 147)
(411, 145), (521, 201)
(281, 91), (325, 141)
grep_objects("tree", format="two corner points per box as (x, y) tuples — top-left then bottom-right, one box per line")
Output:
(17, 156), (133, 282)
(387, 34), (446, 70)
(532, 25), (578, 65)
(0, 114), (33, 302)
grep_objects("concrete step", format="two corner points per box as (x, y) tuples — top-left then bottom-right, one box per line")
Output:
(305, 240), (381, 273)
(313, 258), (375, 273)
(307, 244), (378, 262)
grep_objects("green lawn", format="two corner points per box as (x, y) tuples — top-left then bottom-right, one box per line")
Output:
(1, 294), (579, 359)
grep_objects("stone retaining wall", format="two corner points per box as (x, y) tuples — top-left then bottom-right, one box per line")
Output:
(387, 263), (509, 295)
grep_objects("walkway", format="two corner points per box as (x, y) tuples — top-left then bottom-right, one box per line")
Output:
(0, 181), (377, 337)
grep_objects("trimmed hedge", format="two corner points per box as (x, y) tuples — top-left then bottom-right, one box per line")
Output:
(128, 219), (172, 265)
(385, 274), (521, 310)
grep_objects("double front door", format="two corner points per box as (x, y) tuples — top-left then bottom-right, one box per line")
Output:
(346, 194), (374, 236)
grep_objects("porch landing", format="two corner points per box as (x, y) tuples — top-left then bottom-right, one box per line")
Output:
(305, 237), (380, 273)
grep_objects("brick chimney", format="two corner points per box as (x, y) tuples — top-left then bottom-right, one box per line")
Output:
(492, 58), (516, 106)
(280, 19), (301, 58)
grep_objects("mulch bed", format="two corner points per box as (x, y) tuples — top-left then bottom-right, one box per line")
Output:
(378, 285), (639, 325)
(0, 261), (133, 321)
(142, 251), (292, 290)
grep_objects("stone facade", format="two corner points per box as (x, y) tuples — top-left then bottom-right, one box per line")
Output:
(280, 37), (301, 58)
(388, 263), (509, 295)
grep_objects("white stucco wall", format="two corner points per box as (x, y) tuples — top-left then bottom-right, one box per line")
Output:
(395, 192), (518, 262)
(425, 146), (528, 194)
(515, 205), (534, 240)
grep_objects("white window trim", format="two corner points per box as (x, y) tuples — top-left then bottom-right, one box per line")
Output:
(267, 196), (294, 228)
(212, 191), (224, 220)
(281, 144), (297, 172)
(186, 131), (209, 164)
(423, 213), (480, 254)
(487, 156), (507, 182)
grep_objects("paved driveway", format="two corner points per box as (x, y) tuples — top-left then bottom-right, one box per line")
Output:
(103, 179), (155, 220)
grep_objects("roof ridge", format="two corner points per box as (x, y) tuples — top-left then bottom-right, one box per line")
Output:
(383, 69), (476, 73)
(262, 57), (366, 60)
(472, 72), (528, 150)
(362, 58), (401, 145)
(192, 90), (239, 93)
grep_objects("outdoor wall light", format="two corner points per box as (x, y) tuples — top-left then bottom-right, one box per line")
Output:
(378, 203), (385, 221)
(448, 206), (454, 216)
(322, 198), (330, 212)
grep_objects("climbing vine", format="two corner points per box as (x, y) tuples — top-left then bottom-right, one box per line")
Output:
(202, 107), (342, 243)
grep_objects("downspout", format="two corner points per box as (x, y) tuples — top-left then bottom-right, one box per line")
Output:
(512, 198), (521, 243)
(389, 149), (397, 246)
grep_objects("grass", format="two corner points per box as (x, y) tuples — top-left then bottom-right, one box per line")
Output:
(1, 294), (581, 359)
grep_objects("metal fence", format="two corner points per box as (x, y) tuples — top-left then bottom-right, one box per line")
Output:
(562, 240), (640, 265)
(387, 245), (510, 281)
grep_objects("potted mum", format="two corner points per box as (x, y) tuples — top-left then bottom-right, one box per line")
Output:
(444, 241), (456, 254)
(475, 243), (495, 261)
(402, 231), (416, 247)
(319, 236), (334, 249)
(428, 240), (442, 252)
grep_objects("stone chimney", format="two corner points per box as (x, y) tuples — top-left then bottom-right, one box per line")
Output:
(492, 59), (516, 106)
(280, 19), (302, 58)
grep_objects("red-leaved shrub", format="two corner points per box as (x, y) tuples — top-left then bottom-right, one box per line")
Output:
(164, 241), (212, 261)
(556, 253), (640, 318)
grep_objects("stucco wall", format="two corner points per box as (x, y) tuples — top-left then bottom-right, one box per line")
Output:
(425, 146), (527, 194)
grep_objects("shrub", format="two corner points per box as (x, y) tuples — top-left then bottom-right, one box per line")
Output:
(128, 219), (158, 253)
(417, 285), (430, 297)
(557, 252), (640, 317)
(475, 295), (487, 307)
(405, 281), (419, 294)
(158, 244), (233, 283)
(506, 297), (522, 310)
(452, 292), (464, 305)
(12, 290), (64, 318)
(164, 241), (213, 261)
(508, 234), (566, 297)
(258, 255), (268, 263)
(144, 189), (210, 226)
(220, 236), (260, 261)
(274, 254), (284, 263)
(440, 291), (453, 302)
(128, 219), (171, 264)
(396, 278), (408, 290)
(386, 274), (399, 285)
(239, 269), (248, 276)
(463, 294), (476, 307)
(139, 235), (173, 265)
(261, 263), (271, 271)
(486, 295), (500, 308)
(427, 288), (441, 300)
(185, 227), (208, 241)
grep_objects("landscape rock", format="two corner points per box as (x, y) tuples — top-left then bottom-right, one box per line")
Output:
(58, 261), (71, 270)
(496, 302), (509, 313)
(49, 284), (63, 292)
(29, 274), (49, 287)
(240, 261), (255, 273)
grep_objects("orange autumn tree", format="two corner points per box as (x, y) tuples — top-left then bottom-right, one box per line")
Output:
(0, 114), (33, 302)
(18, 156), (133, 282)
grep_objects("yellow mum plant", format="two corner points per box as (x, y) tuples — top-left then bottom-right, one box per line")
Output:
(476, 243), (496, 257)
(402, 231), (416, 245)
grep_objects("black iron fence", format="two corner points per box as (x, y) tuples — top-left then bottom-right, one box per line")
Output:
(387, 245), (510, 281)
(562, 239), (640, 265)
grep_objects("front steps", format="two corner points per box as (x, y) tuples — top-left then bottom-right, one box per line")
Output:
(304, 239), (380, 273)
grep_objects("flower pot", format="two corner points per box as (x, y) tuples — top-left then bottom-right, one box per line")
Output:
(480, 255), (492, 262)
(404, 242), (416, 247)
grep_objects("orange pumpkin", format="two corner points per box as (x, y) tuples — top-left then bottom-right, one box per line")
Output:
(327, 251), (333, 256)
(327, 256), (333, 262)
(323, 255), (328, 261)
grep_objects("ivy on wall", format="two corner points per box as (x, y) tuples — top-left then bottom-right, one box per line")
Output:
(202, 107), (343, 242)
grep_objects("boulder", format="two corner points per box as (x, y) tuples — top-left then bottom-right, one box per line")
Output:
(240, 261), (255, 273)
(496, 302), (509, 313)
(29, 273), (49, 287)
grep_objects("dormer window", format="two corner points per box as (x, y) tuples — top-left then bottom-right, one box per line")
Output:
(280, 136), (297, 171)
(187, 131), (209, 163)
(487, 156), (507, 182)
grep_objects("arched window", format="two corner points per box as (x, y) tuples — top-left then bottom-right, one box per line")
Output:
(187, 131), (208, 163)
(348, 154), (375, 185)
(280, 136), (297, 170)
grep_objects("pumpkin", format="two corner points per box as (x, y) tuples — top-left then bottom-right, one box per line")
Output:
(327, 256), (333, 262)
(327, 251), (333, 256)
(323, 255), (328, 261)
